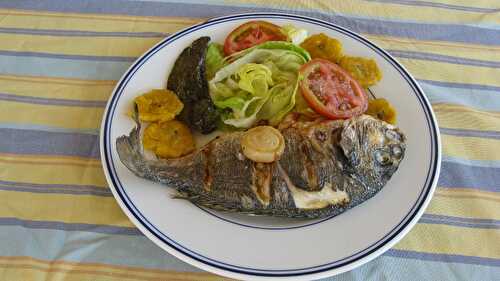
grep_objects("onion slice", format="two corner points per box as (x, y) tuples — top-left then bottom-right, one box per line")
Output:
(241, 126), (285, 163)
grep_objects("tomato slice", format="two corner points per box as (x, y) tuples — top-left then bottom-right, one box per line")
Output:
(299, 59), (368, 119)
(223, 21), (288, 56)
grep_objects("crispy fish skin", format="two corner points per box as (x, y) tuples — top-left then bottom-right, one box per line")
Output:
(116, 115), (406, 219)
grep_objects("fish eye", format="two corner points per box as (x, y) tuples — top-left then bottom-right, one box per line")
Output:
(385, 129), (401, 142)
(391, 145), (403, 158)
(374, 150), (392, 166)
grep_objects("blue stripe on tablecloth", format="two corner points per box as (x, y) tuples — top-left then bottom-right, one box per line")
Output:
(0, 217), (141, 236)
(388, 50), (500, 68)
(385, 249), (500, 267)
(440, 128), (500, 140)
(339, 253), (499, 280)
(0, 122), (100, 135)
(0, 225), (497, 277)
(0, 55), (131, 80)
(0, 92), (107, 107)
(419, 79), (500, 92)
(438, 162), (500, 192)
(420, 214), (500, 229)
(1, 0), (499, 46)
(0, 50), (136, 63)
(442, 155), (500, 169)
(0, 27), (168, 38)
(365, 0), (500, 13)
(0, 225), (200, 271)
(0, 128), (100, 158)
(421, 82), (500, 112)
(0, 180), (111, 196)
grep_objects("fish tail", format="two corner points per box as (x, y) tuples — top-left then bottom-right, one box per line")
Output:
(115, 106), (151, 178)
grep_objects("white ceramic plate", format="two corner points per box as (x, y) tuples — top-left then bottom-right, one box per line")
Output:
(100, 13), (441, 280)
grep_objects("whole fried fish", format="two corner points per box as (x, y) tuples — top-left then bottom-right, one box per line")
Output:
(116, 115), (406, 218)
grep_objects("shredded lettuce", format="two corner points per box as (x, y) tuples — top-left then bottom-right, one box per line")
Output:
(205, 42), (226, 80)
(210, 42), (310, 128)
(226, 41), (311, 63)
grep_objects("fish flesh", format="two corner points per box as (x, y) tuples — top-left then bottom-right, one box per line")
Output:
(116, 115), (406, 219)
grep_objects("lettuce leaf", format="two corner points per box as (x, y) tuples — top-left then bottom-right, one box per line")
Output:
(210, 44), (309, 128)
(226, 41), (311, 63)
(205, 42), (226, 80)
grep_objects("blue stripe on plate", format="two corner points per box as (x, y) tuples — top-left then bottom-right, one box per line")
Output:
(0, 92), (107, 107)
(1, 0), (499, 45)
(0, 179), (110, 197)
(0, 128), (100, 159)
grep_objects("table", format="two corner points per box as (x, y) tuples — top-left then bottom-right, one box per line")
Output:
(0, 0), (498, 280)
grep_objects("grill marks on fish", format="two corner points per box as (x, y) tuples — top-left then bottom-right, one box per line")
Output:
(250, 162), (273, 206)
(301, 142), (319, 191)
(202, 144), (213, 192)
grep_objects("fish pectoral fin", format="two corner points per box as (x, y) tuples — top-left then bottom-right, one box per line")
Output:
(278, 164), (349, 209)
(171, 191), (191, 200)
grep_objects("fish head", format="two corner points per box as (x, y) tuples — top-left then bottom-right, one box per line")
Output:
(339, 115), (406, 187)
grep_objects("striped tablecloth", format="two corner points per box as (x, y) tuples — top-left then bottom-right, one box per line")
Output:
(1, 1), (498, 280)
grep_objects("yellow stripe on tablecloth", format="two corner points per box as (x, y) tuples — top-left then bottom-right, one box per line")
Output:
(395, 58), (500, 87)
(394, 223), (500, 259)
(0, 153), (101, 167)
(426, 190), (500, 220)
(442, 135), (500, 161)
(0, 101), (104, 130)
(364, 34), (500, 62)
(433, 104), (500, 132)
(435, 188), (500, 203)
(0, 9), (201, 33)
(0, 34), (162, 58)
(225, 0), (500, 24)
(0, 256), (229, 281)
(427, 0), (499, 9)
(0, 153), (107, 187)
(0, 75), (116, 101)
(0, 190), (133, 227)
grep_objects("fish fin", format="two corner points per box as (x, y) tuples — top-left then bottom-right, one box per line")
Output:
(171, 191), (200, 200)
(115, 106), (150, 177)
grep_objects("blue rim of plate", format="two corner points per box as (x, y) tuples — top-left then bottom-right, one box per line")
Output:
(102, 13), (439, 277)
